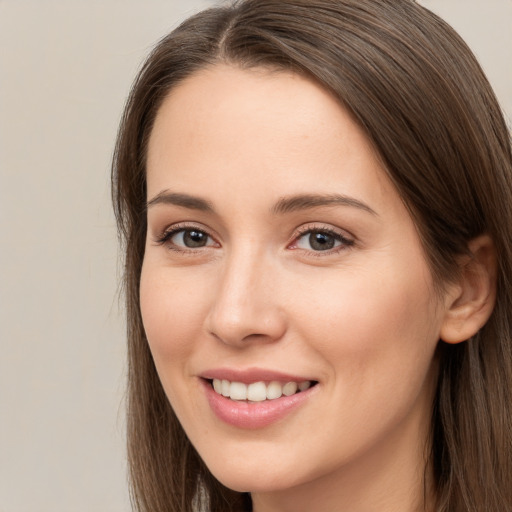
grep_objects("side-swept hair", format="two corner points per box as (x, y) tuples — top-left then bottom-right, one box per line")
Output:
(112, 1), (512, 510)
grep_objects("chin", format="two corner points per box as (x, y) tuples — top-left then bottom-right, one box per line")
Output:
(203, 458), (297, 493)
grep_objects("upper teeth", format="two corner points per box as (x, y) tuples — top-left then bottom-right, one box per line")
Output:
(212, 379), (312, 402)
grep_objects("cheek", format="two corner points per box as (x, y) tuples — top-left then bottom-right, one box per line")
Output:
(139, 264), (209, 363)
(292, 260), (440, 381)
(139, 264), (215, 428)
(285, 262), (441, 459)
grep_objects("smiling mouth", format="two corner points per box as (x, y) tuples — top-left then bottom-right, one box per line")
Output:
(208, 378), (318, 402)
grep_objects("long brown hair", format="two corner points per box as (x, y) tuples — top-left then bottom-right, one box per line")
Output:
(112, 1), (512, 510)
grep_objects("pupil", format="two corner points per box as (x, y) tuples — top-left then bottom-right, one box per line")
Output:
(309, 232), (334, 251)
(184, 230), (207, 248)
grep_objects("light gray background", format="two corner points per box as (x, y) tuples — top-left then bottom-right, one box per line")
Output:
(0, 1), (510, 511)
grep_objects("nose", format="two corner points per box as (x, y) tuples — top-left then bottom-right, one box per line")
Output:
(205, 248), (287, 347)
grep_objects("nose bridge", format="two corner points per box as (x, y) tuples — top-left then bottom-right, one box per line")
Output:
(206, 242), (286, 345)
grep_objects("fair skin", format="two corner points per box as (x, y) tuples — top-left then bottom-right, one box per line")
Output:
(140, 64), (495, 512)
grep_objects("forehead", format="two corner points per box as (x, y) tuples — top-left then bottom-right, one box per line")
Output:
(148, 64), (371, 160)
(146, 64), (399, 218)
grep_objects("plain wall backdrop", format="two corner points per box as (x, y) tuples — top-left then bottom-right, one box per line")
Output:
(0, 1), (510, 511)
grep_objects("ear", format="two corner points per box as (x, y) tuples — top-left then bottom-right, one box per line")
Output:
(440, 235), (497, 344)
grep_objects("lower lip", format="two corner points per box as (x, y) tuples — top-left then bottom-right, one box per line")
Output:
(201, 379), (317, 429)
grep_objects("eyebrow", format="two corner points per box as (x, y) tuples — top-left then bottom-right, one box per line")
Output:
(146, 191), (214, 212)
(146, 190), (377, 216)
(271, 193), (377, 216)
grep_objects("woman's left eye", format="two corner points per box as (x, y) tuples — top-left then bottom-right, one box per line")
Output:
(293, 229), (353, 252)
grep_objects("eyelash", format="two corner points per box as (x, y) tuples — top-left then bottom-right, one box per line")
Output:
(153, 222), (354, 256)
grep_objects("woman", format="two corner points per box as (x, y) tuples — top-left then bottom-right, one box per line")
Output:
(111, 1), (512, 511)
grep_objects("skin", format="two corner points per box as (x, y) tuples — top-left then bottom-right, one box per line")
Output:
(140, 64), (461, 512)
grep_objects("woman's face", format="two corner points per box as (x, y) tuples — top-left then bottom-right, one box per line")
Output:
(141, 65), (452, 505)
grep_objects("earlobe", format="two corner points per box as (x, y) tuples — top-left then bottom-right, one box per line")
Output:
(440, 235), (497, 344)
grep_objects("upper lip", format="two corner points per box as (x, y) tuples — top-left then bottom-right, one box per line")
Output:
(199, 367), (316, 384)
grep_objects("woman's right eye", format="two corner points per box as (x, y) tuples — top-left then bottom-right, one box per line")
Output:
(172, 229), (212, 248)
(156, 228), (217, 250)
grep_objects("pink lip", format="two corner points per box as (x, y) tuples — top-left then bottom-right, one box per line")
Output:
(199, 368), (318, 429)
(200, 367), (315, 384)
